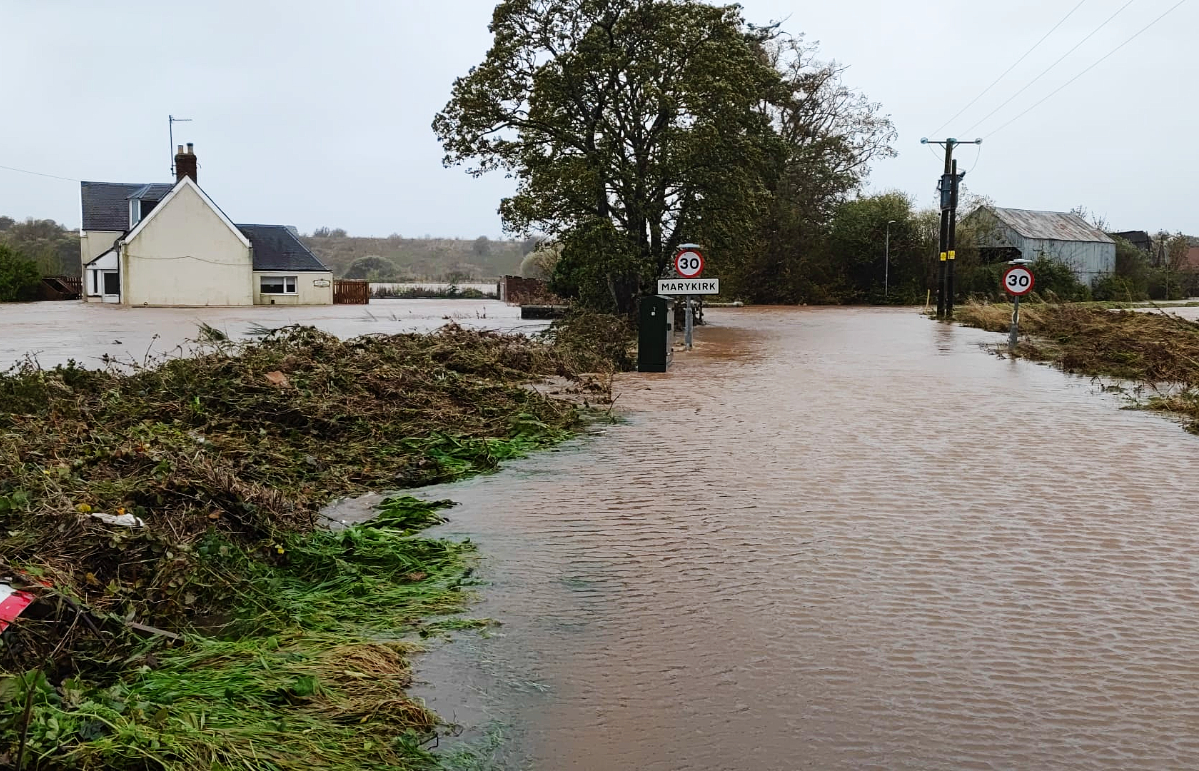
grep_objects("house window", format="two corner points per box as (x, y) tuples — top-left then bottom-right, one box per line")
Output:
(102, 271), (120, 296)
(260, 276), (297, 294)
(129, 199), (157, 227)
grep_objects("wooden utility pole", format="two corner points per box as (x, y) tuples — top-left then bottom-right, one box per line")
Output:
(922, 137), (980, 318)
(947, 159), (960, 317)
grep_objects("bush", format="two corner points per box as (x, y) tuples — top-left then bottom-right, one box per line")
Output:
(1093, 274), (1146, 302)
(1147, 267), (1187, 301)
(0, 243), (40, 302)
(1027, 256), (1090, 301)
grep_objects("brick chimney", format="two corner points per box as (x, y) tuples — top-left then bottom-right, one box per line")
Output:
(175, 143), (197, 183)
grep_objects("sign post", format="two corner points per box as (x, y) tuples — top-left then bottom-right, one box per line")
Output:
(1002, 262), (1035, 352)
(673, 245), (705, 351)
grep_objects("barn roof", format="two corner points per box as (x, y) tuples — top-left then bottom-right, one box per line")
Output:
(980, 206), (1114, 244)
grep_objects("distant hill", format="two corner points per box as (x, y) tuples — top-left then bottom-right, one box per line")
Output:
(0, 216), (80, 277)
(300, 231), (538, 281)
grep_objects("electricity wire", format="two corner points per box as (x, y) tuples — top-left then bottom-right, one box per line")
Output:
(984, 0), (1191, 137)
(961, 0), (1139, 136)
(0, 163), (79, 182)
(929, 0), (1089, 137)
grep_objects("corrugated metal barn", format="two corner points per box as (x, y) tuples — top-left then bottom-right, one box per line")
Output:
(964, 206), (1116, 286)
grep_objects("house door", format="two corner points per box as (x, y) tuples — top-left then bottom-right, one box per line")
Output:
(101, 271), (120, 303)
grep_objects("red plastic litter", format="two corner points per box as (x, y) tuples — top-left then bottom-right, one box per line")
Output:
(0, 583), (36, 632)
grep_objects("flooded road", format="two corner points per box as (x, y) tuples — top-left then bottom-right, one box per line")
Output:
(409, 306), (1199, 770)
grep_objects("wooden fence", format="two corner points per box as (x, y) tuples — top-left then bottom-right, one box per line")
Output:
(38, 276), (82, 301)
(333, 279), (369, 305)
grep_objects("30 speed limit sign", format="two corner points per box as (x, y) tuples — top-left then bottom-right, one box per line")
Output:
(1003, 265), (1035, 296)
(674, 249), (704, 279)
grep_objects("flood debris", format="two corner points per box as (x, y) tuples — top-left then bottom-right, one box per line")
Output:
(957, 301), (1199, 432)
(88, 512), (146, 528)
(0, 316), (630, 768)
(0, 585), (35, 634)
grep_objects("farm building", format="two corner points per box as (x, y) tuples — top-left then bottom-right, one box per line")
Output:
(963, 206), (1116, 287)
(80, 144), (333, 307)
(1109, 230), (1152, 253)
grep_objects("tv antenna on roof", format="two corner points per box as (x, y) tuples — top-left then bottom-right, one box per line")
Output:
(169, 115), (192, 176)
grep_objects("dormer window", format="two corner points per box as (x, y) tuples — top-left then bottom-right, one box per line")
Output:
(129, 198), (158, 227)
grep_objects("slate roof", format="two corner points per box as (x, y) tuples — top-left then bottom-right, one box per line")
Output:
(983, 206), (1114, 244)
(128, 183), (174, 201)
(80, 181), (145, 231)
(238, 225), (329, 272)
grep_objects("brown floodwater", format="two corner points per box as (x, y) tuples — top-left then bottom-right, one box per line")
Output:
(395, 306), (1199, 770)
(0, 299), (543, 370)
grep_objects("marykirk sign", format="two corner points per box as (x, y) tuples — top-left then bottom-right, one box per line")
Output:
(657, 279), (720, 295)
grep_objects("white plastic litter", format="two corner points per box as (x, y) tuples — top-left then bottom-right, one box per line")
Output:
(91, 512), (146, 528)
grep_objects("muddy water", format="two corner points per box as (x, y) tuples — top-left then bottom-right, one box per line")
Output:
(407, 307), (1199, 770)
(0, 299), (542, 369)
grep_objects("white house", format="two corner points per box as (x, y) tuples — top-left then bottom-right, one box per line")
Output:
(80, 144), (333, 306)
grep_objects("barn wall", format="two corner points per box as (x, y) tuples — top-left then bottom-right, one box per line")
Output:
(1019, 240), (1115, 287)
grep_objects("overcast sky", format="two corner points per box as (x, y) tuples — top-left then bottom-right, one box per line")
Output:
(2, 0), (1195, 238)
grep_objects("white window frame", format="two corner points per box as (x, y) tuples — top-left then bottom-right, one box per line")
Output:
(260, 275), (298, 295)
(101, 270), (120, 297)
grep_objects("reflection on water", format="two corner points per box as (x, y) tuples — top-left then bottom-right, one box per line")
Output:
(410, 306), (1199, 770)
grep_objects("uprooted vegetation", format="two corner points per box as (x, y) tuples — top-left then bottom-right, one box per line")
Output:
(0, 317), (632, 769)
(956, 301), (1199, 432)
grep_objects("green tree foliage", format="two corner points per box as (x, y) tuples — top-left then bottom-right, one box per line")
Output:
(0, 218), (80, 277)
(520, 242), (561, 280)
(435, 0), (786, 312)
(738, 38), (896, 302)
(0, 243), (41, 302)
(1094, 238), (1151, 301)
(823, 192), (919, 303)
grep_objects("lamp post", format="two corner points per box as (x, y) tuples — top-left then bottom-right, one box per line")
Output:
(885, 220), (896, 298)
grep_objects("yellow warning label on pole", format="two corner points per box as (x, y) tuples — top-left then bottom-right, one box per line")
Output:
(948, 250), (956, 260)
(940, 252), (947, 262)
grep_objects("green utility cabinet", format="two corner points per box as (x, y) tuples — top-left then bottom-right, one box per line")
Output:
(638, 295), (675, 372)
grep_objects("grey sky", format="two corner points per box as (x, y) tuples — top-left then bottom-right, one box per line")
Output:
(2, 0), (1196, 238)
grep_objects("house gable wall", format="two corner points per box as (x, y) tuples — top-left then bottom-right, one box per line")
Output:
(122, 183), (253, 306)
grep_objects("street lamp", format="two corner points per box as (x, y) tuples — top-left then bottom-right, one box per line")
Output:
(885, 220), (897, 298)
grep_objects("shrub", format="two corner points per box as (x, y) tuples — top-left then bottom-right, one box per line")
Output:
(0, 243), (40, 302)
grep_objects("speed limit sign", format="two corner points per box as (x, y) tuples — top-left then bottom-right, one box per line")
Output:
(1003, 265), (1035, 296)
(674, 249), (704, 279)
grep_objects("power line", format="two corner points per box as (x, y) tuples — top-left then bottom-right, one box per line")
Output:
(966, 143), (984, 175)
(986, 0), (1191, 137)
(0, 163), (79, 183)
(929, 0), (1090, 137)
(961, 0), (1139, 136)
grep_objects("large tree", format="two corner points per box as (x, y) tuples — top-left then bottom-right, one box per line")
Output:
(736, 37), (896, 303)
(434, 0), (784, 311)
